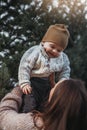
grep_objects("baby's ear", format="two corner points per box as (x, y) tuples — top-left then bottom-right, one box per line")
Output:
(41, 42), (44, 46)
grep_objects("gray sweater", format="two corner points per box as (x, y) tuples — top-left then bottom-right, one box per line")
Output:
(18, 43), (70, 87)
(0, 87), (43, 130)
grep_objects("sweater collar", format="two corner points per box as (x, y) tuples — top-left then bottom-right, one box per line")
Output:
(39, 43), (50, 59)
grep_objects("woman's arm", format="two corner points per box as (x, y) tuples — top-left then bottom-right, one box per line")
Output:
(0, 87), (23, 113)
(0, 87), (35, 130)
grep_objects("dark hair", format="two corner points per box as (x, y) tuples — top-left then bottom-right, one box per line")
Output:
(40, 79), (87, 130)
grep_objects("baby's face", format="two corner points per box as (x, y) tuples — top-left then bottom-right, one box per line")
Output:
(42, 42), (64, 58)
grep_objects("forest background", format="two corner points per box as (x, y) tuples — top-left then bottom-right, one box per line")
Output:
(0, 0), (87, 99)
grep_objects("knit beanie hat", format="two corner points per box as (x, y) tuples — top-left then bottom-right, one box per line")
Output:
(42, 24), (70, 49)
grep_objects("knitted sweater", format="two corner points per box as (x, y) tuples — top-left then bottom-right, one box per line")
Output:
(0, 87), (43, 130)
(18, 43), (70, 86)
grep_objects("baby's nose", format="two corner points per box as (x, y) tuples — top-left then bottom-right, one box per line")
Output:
(53, 50), (59, 56)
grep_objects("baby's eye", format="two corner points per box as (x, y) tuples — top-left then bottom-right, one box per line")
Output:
(51, 45), (56, 49)
(57, 50), (61, 53)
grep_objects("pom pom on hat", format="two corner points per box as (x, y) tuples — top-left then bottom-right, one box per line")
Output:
(42, 24), (70, 49)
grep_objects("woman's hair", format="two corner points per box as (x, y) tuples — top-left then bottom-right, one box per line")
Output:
(40, 79), (87, 130)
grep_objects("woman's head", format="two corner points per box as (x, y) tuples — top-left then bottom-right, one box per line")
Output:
(43, 79), (87, 130)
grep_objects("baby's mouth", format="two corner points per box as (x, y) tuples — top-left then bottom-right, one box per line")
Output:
(48, 52), (57, 58)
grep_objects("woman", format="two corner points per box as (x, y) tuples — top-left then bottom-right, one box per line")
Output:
(0, 79), (87, 130)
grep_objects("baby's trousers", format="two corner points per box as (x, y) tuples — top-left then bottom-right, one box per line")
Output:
(21, 77), (51, 113)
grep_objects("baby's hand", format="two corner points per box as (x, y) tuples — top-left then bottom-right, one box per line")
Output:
(22, 84), (32, 94)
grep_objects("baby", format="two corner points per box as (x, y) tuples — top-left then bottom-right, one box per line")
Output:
(18, 24), (71, 112)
